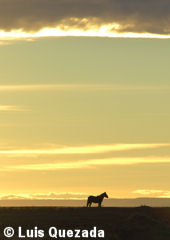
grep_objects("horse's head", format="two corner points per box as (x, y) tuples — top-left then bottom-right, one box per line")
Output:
(104, 192), (109, 198)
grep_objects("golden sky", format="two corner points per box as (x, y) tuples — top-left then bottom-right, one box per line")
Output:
(0, 0), (170, 200)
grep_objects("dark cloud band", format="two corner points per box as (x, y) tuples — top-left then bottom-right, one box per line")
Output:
(0, 0), (169, 34)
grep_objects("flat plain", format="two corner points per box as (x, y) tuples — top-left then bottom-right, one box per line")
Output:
(0, 207), (170, 240)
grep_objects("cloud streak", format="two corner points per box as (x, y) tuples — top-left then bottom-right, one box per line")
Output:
(4, 156), (170, 171)
(0, 192), (88, 200)
(0, 143), (169, 157)
(0, 105), (25, 111)
(1, 84), (170, 92)
(133, 189), (170, 198)
(0, 0), (169, 38)
(0, 84), (63, 91)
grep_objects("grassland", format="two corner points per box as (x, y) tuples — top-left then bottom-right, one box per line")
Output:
(0, 206), (170, 239)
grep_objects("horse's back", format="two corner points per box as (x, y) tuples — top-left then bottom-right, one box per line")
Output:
(88, 195), (94, 200)
(88, 195), (99, 203)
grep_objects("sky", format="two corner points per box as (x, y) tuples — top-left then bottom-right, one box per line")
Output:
(0, 0), (170, 201)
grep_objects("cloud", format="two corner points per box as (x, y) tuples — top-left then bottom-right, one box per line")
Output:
(133, 189), (170, 198)
(0, 0), (169, 38)
(0, 143), (169, 157)
(0, 105), (25, 111)
(1, 84), (170, 92)
(0, 192), (88, 200)
(4, 156), (170, 171)
(133, 189), (164, 195)
(0, 84), (61, 91)
(0, 84), (113, 91)
(30, 192), (88, 200)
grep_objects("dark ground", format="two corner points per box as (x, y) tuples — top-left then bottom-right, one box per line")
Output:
(0, 206), (170, 239)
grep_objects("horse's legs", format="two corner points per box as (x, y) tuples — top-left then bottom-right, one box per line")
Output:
(87, 199), (92, 207)
(98, 201), (102, 207)
(87, 200), (90, 207)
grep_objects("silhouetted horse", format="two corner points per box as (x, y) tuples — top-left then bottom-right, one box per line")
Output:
(87, 192), (108, 207)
